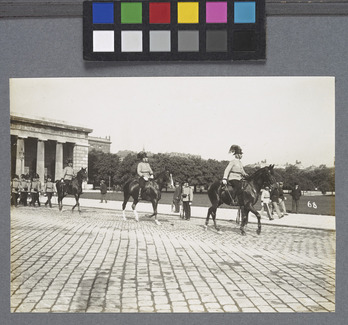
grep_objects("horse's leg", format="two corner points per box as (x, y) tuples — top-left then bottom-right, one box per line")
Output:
(211, 207), (221, 232)
(58, 196), (63, 211)
(122, 194), (131, 221)
(131, 199), (139, 222)
(248, 205), (262, 235)
(240, 207), (248, 236)
(205, 206), (213, 231)
(151, 201), (160, 225)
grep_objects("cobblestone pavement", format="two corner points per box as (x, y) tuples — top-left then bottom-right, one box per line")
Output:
(10, 206), (336, 313)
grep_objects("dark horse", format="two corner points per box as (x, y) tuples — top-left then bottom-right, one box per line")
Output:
(122, 170), (171, 225)
(55, 168), (88, 212)
(206, 165), (276, 236)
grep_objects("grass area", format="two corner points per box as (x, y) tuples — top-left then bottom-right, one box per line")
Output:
(80, 191), (335, 216)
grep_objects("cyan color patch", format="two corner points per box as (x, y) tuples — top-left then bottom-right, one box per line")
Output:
(93, 2), (114, 24)
(234, 2), (256, 24)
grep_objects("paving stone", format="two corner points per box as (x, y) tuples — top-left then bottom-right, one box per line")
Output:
(10, 208), (336, 314)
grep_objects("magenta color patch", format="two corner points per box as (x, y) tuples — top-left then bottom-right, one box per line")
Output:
(206, 2), (228, 23)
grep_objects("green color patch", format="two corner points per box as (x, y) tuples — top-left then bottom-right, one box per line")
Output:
(121, 2), (142, 24)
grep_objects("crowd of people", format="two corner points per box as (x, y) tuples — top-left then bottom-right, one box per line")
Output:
(11, 173), (56, 208)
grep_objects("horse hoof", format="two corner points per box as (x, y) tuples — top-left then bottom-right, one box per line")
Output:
(240, 230), (246, 236)
(155, 220), (161, 225)
(135, 217), (139, 222)
(256, 229), (261, 235)
(217, 230), (223, 235)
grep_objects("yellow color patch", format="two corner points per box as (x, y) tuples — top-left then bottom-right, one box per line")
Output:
(178, 2), (199, 24)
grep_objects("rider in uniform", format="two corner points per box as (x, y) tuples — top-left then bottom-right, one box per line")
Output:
(62, 158), (75, 194)
(137, 152), (154, 200)
(222, 144), (248, 204)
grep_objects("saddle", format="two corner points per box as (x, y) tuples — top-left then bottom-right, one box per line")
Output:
(220, 184), (239, 206)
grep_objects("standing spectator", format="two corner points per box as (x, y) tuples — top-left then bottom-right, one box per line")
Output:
(290, 183), (302, 214)
(44, 175), (55, 208)
(11, 174), (20, 207)
(181, 181), (193, 220)
(172, 181), (182, 213)
(260, 186), (273, 220)
(19, 174), (29, 206)
(30, 174), (41, 207)
(270, 183), (284, 218)
(100, 180), (108, 203)
(278, 182), (288, 216)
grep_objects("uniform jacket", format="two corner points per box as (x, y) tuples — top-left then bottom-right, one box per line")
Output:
(290, 187), (302, 200)
(44, 181), (55, 193)
(260, 189), (271, 204)
(11, 179), (20, 193)
(30, 180), (41, 193)
(137, 162), (153, 178)
(63, 166), (75, 180)
(223, 158), (247, 181)
(20, 179), (29, 192)
(182, 186), (193, 202)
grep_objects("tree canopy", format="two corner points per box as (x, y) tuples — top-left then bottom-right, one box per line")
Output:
(88, 150), (335, 193)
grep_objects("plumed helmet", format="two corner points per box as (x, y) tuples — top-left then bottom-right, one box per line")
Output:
(21, 174), (26, 178)
(35, 173), (40, 178)
(47, 175), (51, 179)
(229, 145), (243, 155)
(13, 174), (19, 179)
(137, 151), (147, 160)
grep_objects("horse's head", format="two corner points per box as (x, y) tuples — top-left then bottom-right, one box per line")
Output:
(155, 169), (172, 189)
(248, 164), (276, 189)
(263, 164), (276, 187)
(77, 167), (88, 181)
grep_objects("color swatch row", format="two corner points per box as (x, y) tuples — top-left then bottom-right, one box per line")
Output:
(83, 1), (266, 61)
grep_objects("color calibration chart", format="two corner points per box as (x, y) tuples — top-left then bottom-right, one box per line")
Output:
(83, 0), (265, 61)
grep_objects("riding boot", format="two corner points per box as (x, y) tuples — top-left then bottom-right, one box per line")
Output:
(138, 188), (142, 200)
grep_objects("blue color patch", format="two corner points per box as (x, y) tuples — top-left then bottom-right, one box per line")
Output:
(234, 2), (256, 24)
(93, 2), (114, 24)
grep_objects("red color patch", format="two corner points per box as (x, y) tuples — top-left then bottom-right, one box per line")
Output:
(149, 2), (171, 24)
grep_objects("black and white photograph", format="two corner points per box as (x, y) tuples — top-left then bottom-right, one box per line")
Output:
(10, 76), (335, 313)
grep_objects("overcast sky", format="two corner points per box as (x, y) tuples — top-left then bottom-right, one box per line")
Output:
(10, 77), (335, 167)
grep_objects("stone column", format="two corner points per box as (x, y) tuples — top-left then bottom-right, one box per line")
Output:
(15, 137), (25, 176)
(36, 140), (45, 181)
(55, 142), (63, 180)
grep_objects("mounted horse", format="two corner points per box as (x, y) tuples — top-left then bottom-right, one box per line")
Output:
(55, 168), (87, 212)
(206, 165), (276, 235)
(122, 170), (171, 225)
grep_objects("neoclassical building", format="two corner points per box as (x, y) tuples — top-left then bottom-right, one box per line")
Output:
(10, 113), (94, 181)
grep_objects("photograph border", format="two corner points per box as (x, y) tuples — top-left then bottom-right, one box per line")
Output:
(1, 2), (347, 325)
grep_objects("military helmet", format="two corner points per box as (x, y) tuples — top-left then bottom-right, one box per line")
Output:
(229, 144), (243, 155)
(67, 158), (73, 164)
(13, 174), (19, 179)
(137, 151), (147, 160)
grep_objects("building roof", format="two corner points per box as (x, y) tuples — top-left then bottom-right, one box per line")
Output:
(10, 112), (93, 134)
